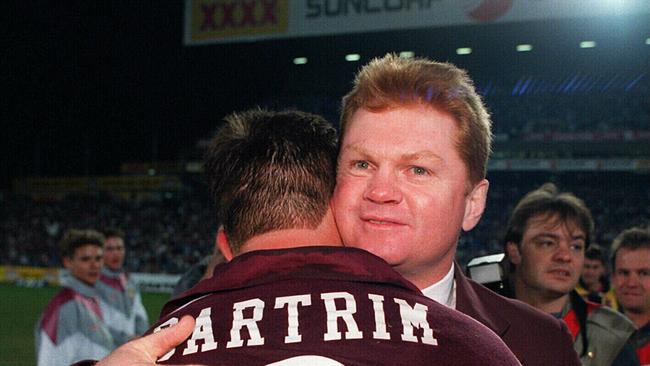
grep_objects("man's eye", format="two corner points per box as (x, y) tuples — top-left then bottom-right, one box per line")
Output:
(570, 243), (585, 251)
(538, 241), (555, 248)
(412, 166), (428, 175)
(354, 161), (369, 169)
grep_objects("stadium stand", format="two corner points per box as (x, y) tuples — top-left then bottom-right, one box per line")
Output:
(0, 191), (215, 274)
(2, 74), (649, 274)
(2, 169), (648, 274)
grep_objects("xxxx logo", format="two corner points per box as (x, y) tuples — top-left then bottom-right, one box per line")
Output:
(196, 0), (287, 31)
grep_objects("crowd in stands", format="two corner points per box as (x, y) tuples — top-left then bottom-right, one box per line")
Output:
(487, 91), (649, 137)
(0, 190), (215, 273)
(267, 73), (649, 139)
(2, 171), (648, 274)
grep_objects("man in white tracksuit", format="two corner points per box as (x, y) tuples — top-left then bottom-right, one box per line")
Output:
(35, 229), (115, 366)
(96, 228), (148, 345)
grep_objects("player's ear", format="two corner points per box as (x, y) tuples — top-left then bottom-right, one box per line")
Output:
(216, 227), (233, 262)
(506, 242), (522, 266)
(462, 179), (488, 231)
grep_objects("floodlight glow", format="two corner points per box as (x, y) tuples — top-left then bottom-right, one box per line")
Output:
(604, 0), (628, 6)
(580, 41), (597, 48)
(399, 51), (415, 59)
(516, 44), (533, 52)
(456, 47), (472, 55)
(293, 57), (307, 65)
(345, 53), (361, 61)
(646, 38), (650, 45)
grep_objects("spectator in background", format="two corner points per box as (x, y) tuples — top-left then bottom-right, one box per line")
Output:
(504, 183), (636, 365)
(612, 226), (650, 364)
(577, 244), (618, 310)
(35, 229), (115, 366)
(170, 246), (225, 298)
(96, 228), (148, 345)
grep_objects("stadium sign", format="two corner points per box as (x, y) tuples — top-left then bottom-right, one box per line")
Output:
(0, 266), (181, 293)
(184, 0), (650, 45)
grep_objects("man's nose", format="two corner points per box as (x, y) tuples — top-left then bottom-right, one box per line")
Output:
(92, 258), (102, 268)
(363, 170), (402, 204)
(626, 273), (640, 287)
(553, 244), (572, 262)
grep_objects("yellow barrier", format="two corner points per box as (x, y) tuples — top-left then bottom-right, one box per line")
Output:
(0, 266), (62, 285)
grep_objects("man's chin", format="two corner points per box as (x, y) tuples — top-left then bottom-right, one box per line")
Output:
(543, 285), (574, 298)
(344, 239), (409, 265)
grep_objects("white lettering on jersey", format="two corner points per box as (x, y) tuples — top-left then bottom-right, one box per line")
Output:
(368, 294), (390, 340)
(226, 298), (265, 348)
(183, 307), (218, 355)
(154, 317), (178, 362)
(321, 292), (363, 341)
(274, 294), (312, 344)
(394, 298), (438, 346)
(266, 355), (345, 365)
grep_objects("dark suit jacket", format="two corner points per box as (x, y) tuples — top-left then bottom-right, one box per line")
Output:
(454, 264), (581, 366)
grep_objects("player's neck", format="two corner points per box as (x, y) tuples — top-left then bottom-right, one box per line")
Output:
(240, 228), (342, 254)
(240, 208), (342, 254)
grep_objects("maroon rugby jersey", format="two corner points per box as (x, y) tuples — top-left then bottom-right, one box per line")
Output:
(147, 246), (520, 366)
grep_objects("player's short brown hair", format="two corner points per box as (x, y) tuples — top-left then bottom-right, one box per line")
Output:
(611, 226), (650, 270)
(204, 109), (338, 253)
(59, 228), (105, 259)
(504, 183), (594, 248)
(340, 53), (492, 186)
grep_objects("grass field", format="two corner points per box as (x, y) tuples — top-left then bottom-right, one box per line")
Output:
(0, 283), (171, 366)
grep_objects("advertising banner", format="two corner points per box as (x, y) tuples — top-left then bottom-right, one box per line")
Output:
(184, 0), (650, 45)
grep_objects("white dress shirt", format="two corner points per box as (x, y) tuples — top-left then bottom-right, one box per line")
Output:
(421, 262), (456, 309)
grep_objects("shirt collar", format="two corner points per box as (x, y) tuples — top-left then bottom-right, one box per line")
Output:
(61, 271), (99, 298)
(421, 262), (456, 308)
(165, 246), (421, 311)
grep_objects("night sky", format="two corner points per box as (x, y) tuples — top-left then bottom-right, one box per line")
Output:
(3, 1), (649, 190)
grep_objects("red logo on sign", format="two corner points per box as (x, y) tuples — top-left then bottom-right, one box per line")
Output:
(200, 0), (278, 30)
(464, 0), (513, 22)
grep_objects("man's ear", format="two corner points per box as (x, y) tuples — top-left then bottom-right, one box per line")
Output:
(506, 241), (522, 266)
(462, 179), (489, 231)
(62, 256), (72, 269)
(216, 227), (233, 262)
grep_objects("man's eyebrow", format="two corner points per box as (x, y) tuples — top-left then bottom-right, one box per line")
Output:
(532, 232), (586, 241)
(532, 233), (560, 241)
(341, 144), (369, 157)
(342, 145), (444, 163)
(402, 151), (444, 163)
